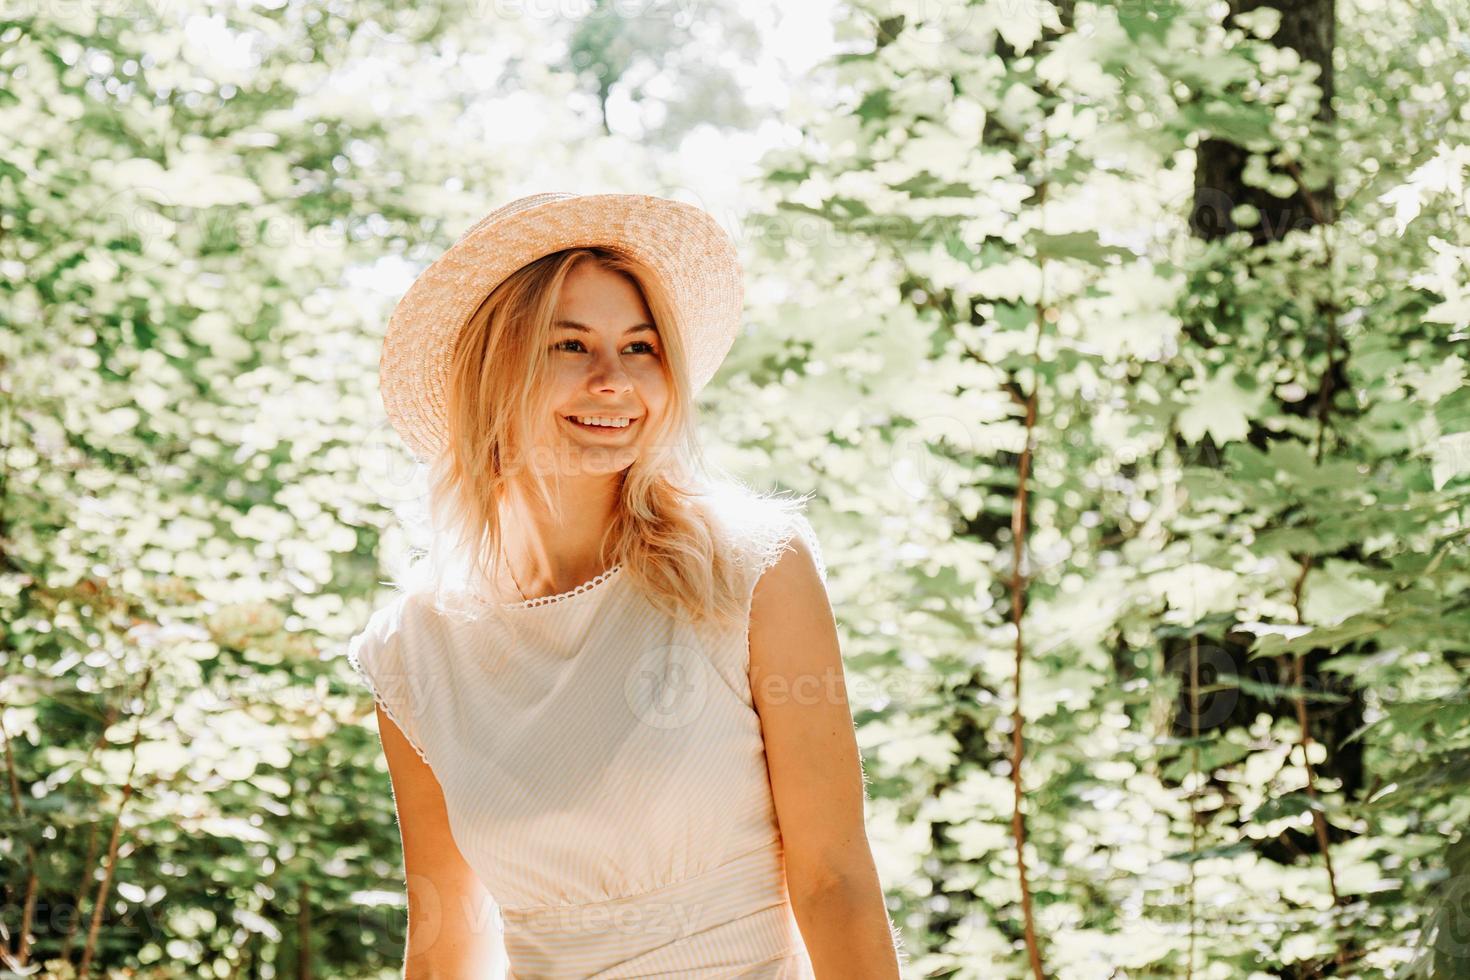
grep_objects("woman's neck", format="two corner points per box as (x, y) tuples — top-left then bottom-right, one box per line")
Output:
(497, 477), (623, 600)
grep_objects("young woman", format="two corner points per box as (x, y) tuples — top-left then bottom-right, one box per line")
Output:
(348, 192), (902, 978)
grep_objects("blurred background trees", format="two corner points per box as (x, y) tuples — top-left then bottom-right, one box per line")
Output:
(2, 0), (1467, 977)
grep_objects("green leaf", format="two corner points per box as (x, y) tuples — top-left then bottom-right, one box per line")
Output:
(1032, 230), (1133, 264)
(1224, 674), (1350, 704)
(1177, 365), (1268, 445)
(1249, 791), (1319, 823)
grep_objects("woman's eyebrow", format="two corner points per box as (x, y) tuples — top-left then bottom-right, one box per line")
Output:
(553, 319), (658, 335)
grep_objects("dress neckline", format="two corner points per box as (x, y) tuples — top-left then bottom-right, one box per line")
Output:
(488, 562), (626, 610)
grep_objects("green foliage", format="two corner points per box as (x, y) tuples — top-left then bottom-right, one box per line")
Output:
(722, 0), (1470, 976)
(0, 0), (520, 974)
(4, 0), (1468, 977)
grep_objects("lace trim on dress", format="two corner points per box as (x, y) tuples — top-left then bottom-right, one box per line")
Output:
(346, 636), (434, 767)
(489, 562), (626, 610)
(736, 512), (827, 587)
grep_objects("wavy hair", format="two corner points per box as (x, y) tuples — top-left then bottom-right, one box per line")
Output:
(383, 246), (806, 630)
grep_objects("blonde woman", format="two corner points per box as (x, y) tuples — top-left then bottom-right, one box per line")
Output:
(348, 193), (902, 978)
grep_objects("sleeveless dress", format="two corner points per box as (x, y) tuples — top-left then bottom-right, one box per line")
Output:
(347, 495), (827, 979)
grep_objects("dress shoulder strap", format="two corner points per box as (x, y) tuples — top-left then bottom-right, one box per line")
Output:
(703, 485), (827, 590)
(742, 506), (826, 586)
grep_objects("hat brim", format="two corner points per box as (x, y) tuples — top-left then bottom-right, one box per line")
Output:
(380, 193), (744, 463)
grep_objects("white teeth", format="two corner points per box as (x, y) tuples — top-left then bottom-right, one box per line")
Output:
(571, 416), (632, 428)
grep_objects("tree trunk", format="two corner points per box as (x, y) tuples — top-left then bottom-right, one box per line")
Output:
(1185, 2), (1366, 959)
(1194, 0), (1337, 244)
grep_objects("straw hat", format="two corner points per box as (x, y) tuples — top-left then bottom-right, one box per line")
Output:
(379, 191), (745, 463)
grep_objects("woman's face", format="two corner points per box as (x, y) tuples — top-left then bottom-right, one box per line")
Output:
(533, 260), (670, 477)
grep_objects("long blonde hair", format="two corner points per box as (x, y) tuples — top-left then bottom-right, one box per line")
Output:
(385, 246), (805, 630)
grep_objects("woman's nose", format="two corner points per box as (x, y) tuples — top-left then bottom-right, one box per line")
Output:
(585, 348), (633, 390)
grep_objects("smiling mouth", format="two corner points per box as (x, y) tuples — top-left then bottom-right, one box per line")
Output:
(563, 415), (640, 432)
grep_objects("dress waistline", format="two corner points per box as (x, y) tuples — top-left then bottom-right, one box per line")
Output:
(500, 841), (802, 978)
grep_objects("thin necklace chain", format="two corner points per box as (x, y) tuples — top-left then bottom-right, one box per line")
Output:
(500, 541), (528, 602)
(499, 543), (623, 606)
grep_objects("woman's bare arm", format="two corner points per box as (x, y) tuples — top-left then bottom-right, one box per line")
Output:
(376, 705), (510, 979)
(748, 535), (904, 979)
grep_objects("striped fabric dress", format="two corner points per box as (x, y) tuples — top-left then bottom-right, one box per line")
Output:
(347, 494), (826, 979)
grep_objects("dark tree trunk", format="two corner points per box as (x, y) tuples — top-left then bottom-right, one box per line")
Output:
(1193, 0), (1337, 244)
(1184, 1), (1367, 932)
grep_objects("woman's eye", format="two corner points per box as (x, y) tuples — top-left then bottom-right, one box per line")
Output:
(550, 339), (659, 355)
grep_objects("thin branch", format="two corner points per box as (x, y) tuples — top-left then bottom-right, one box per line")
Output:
(78, 664), (155, 980)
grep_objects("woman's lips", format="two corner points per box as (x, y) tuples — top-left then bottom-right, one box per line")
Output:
(563, 415), (639, 435)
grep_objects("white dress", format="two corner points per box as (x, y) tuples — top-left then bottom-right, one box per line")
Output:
(348, 493), (827, 979)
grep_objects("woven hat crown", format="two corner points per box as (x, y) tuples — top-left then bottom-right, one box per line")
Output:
(379, 192), (745, 463)
(454, 192), (577, 245)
